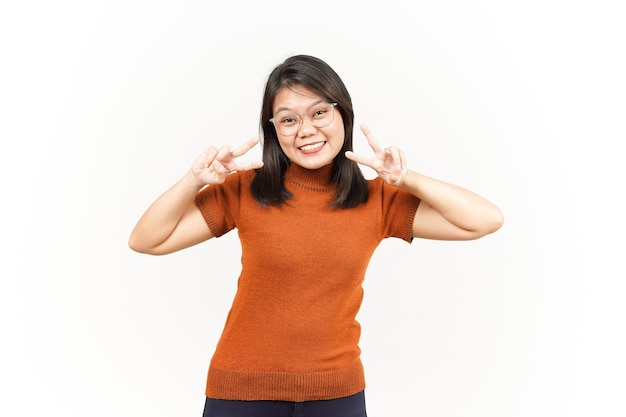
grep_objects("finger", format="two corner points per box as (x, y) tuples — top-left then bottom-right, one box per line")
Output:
(390, 146), (407, 171)
(399, 148), (407, 171)
(387, 146), (403, 170)
(231, 136), (260, 158)
(234, 160), (265, 171)
(215, 144), (232, 162)
(360, 123), (383, 154)
(195, 146), (218, 168)
(395, 149), (408, 185)
(345, 150), (373, 168)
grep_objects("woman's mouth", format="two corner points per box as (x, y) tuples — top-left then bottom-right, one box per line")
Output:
(298, 141), (326, 154)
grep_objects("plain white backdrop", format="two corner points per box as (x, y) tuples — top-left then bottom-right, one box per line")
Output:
(1, 1), (624, 416)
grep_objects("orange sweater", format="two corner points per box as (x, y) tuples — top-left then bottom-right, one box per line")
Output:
(194, 163), (420, 402)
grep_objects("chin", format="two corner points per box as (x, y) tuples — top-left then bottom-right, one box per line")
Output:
(296, 158), (333, 170)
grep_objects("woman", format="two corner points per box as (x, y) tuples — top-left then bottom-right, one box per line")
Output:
(129, 55), (503, 417)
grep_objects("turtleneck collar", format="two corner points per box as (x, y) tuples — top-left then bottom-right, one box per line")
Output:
(284, 163), (335, 192)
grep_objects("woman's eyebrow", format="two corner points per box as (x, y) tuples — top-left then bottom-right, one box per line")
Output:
(274, 100), (323, 113)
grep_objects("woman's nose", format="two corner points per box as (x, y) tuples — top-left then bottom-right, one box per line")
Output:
(297, 114), (317, 135)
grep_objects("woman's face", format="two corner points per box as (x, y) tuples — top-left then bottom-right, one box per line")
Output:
(271, 86), (344, 170)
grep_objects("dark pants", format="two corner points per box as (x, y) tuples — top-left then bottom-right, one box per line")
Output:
(202, 391), (367, 417)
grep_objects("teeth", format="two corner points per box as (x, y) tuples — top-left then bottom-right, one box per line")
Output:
(300, 142), (325, 151)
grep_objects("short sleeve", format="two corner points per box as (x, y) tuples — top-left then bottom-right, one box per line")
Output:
(373, 178), (421, 243)
(194, 172), (246, 237)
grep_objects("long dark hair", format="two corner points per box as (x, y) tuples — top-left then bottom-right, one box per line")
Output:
(251, 55), (369, 208)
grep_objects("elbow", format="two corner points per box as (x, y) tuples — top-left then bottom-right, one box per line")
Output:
(463, 207), (504, 240)
(478, 207), (505, 237)
(128, 234), (161, 256)
(496, 210), (505, 230)
(492, 207), (505, 232)
(128, 236), (148, 254)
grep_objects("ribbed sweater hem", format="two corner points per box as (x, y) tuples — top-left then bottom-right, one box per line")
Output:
(205, 360), (366, 402)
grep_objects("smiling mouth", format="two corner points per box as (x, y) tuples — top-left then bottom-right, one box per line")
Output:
(298, 141), (326, 152)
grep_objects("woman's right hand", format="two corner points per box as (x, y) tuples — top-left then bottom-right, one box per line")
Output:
(129, 137), (264, 255)
(191, 137), (264, 186)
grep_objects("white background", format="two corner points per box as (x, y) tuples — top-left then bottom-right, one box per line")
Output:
(1, 1), (624, 416)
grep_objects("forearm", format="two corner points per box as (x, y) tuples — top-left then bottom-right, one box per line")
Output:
(397, 170), (504, 235)
(128, 171), (205, 252)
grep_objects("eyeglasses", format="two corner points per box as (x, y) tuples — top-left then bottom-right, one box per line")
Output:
(270, 102), (338, 136)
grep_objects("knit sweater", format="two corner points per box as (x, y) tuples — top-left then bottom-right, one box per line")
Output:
(194, 163), (420, 402)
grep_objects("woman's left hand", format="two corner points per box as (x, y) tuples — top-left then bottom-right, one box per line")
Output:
(345, 124), (408, 186)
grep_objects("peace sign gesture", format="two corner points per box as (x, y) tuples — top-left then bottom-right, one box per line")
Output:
(345, 124), (408, 186)
(191, 137), (264, 186)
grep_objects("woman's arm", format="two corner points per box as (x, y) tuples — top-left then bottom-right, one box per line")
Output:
(397, 170), (503, 240)
(128, 138), (263, 255)
(128, 171), (212, 255)
(345, 124), (503, 241)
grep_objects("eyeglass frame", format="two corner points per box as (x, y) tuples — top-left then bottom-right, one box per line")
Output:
(269, 102), (338, 135)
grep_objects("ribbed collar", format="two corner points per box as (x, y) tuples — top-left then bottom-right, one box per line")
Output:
(284, 163), (335, 192)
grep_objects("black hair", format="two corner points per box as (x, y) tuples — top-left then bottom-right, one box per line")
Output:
(251, 55), (368, 208)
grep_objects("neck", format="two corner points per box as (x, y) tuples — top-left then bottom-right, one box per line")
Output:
(285, 163), (334, 192)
